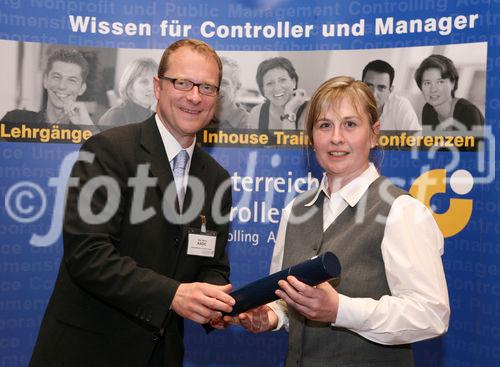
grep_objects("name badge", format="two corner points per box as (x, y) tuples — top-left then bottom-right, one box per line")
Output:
(187, 228), (217, 257)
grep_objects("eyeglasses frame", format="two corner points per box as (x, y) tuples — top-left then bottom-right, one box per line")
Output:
(158, 76), (219, 97)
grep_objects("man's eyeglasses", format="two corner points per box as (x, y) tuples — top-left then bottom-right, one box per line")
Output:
(158, 76), (219, 97)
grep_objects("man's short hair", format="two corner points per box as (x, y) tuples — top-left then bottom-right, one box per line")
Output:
(45, 48), (89, 82)
(157, 39), (222, 85)
(362, 60), (395, 87)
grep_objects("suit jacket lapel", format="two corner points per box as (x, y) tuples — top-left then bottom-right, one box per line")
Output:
(138, 115), (173, 194)
(139, 116), (208, 218)
(293, 189), (324, 257)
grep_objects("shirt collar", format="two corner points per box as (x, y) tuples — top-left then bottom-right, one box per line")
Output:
(155, 113), (195, 162)
(304, 163), (380, 207)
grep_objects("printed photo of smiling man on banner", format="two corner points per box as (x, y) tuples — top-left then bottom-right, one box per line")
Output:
(2, 48), (94, 126)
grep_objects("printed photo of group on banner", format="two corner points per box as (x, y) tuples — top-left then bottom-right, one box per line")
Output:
(0, 0), (499, 367)
(1, 39), (486, 149)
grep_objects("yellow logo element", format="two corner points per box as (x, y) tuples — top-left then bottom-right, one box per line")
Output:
(409, 169), (473, 238)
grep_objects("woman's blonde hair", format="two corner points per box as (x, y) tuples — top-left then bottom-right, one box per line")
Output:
(305, 76), (379, 145)
(119, 58), (158, 103)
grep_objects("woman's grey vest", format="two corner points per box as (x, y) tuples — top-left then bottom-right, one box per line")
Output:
(282, 177), (414, 367)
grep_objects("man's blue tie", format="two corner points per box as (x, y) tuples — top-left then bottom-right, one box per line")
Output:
(172, 150), (189, 210)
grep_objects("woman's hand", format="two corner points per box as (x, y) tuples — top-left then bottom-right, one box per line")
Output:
(276, 276), (339, 323)
(223, 305), (278, 333)
(284, 89), (307, 116)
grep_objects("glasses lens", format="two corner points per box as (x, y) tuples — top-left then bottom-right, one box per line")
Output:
(199, 84), (218, 96)
(174, 79), (193, 91)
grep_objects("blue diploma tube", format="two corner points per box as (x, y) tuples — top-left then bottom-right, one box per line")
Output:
(227, 252), (341, 316)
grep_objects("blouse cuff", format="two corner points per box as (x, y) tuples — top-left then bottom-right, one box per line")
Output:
(332, 293), (374, 331)
(267, 300), (289, 331)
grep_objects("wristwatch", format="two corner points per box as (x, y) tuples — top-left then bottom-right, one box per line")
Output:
(285, 112), (296, 123)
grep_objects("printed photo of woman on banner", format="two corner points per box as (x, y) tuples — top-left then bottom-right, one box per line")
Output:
(98, 57), (157, 127)
(414, 54), (485, 131)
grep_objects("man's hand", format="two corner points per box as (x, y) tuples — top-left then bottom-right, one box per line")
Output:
(171, 283), (234, 324)
(222, 305), (278, 333)
(64, 101), (94, 125)
(276, 276), (339, 323)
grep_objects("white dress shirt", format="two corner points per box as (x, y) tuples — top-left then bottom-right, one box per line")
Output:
(269, 163), (450, 345)
(155, 114), (195, 193)
(380, 93), (421, 131)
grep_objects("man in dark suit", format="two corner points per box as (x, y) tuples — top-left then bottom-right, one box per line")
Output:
(29, 39), (235, 367)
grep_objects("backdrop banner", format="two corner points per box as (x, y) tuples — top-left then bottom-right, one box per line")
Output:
(0, 1), (499, 366)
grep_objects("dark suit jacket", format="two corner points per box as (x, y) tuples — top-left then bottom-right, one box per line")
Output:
(29, 115), (232, 367)
(2, 109), (47, 123)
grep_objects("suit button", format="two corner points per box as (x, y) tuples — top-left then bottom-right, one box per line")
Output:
(146, 313), (152, 322)
(152, 332), (160, 341)
(140, 312), (146, 320)
(174, 237), (180, 247)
